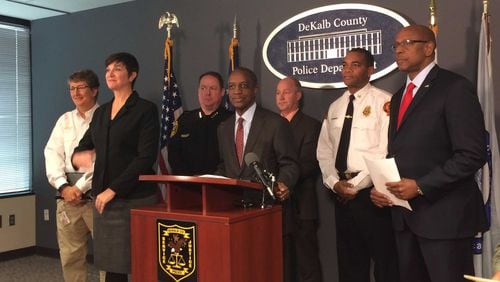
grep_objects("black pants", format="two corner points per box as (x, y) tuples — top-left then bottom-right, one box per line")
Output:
(105, 272), (127, 282)
(284, 233), (297, 282)
(294, 219), (322, 282)
(334, 188), (400, 282)
(395, 227), (473, 282)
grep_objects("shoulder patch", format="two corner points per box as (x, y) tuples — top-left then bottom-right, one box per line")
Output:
(170, 120), (178, 137)
(383, 101), (391, 116)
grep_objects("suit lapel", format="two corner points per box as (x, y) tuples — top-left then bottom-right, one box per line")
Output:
(389, 87), (404, 140)
(396, 66), (439, 131)
(225, 115), (241, 171)
(111, 91), (137, 122)
(244, 107), (264, 162)
(290, 111), (301, 130)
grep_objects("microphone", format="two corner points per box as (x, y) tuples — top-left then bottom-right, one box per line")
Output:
(244, 152), (275, 199)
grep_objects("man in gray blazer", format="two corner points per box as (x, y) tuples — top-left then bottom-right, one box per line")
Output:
(215, 67), (299, 281)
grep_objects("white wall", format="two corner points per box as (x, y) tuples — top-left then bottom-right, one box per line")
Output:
(0, 195), (36, 252)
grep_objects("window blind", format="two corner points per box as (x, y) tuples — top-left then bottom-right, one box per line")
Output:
(0, 22), (31, 194)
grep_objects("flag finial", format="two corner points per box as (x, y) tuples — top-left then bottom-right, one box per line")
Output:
(158, 12), (179, 39)
(429, 0), (438, 37)
(232, 15), (238, 39)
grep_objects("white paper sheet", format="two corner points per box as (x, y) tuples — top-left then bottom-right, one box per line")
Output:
(198, 174), (230, 179)
(363, 157), (412, 211)
(463, 274), (498, 282)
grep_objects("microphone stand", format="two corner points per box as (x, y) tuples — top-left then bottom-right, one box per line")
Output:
(260, 170), (276, 209)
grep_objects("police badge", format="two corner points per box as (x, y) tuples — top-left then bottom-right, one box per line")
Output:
(158, 219), (197, 282)
(362, 106), (371, 117)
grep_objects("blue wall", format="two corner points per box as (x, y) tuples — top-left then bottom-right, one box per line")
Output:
(31, 0), (500, 280)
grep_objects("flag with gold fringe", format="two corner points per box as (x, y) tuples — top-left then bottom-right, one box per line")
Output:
(159, 37), (183, 175)
(474, 1), (499, 277)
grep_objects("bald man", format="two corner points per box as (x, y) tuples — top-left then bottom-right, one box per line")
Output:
(276, 77), (322, 282)
(371, 25), (487, 281)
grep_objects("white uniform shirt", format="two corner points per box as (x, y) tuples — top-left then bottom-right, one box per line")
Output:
(44, 104), (98, 193)
(317, 83), (391, 191)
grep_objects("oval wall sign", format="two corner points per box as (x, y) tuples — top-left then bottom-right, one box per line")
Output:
(262, 4), (410, 89)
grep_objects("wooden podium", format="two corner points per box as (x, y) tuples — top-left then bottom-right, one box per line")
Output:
(130, 175), (283, 282)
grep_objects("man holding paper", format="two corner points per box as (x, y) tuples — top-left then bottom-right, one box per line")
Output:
(317, 48), (399, 282)
(370, 25), (487, 282)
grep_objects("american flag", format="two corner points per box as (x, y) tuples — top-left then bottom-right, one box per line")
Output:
(159, 38), (183, 174)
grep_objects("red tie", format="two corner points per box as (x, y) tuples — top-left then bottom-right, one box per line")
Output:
(235, 117), (244, 166)
(397, 83), (415, 129)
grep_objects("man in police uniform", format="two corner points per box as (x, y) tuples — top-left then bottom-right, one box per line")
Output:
(316, 48), (399, 282)
(168, 71), (231, 175)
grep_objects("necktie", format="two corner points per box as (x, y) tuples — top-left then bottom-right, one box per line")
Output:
(335, 94), (355, 174)
(397, 83), (416, 129)
(235, 117), (244, 166)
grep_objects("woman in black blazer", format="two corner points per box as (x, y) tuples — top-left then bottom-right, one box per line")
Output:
(73, 52), (160, 281)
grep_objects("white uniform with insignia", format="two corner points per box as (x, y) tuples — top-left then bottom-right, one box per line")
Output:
(317, 83), (391, 191)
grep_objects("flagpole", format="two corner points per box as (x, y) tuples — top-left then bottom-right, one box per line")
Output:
(230, 15), (239, 71)
(224, 15), (239, 111)
(483, 0), (490, 53)
(158, 12), (179, 86)
(157, 12), (182, 178)
(429, 0), (438, 36)
(429, 0), (438, 63)
(232, 15), (238, 39)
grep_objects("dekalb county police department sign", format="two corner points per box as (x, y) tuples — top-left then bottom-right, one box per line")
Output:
(262, 4), (410, 89)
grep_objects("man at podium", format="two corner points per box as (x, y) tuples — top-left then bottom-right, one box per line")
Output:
(215, 67), (300, 281)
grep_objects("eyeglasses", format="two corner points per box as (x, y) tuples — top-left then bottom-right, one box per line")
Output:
(69, 85), (90, 92)
(391, 39), (429, 51)
(228, 82), (252, 91)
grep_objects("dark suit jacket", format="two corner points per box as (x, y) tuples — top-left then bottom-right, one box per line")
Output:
(215, 106), (299, 187)
(290, 111), (321, 220)
(75, 91), (160, 199)
(388, 66), (487, 239)
(215, 106), (300, 233)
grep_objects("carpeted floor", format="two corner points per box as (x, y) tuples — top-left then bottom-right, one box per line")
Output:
(0, 255), (103, 282)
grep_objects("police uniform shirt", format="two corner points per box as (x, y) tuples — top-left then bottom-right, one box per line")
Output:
(317, 83), (391, 191)
(168, 107), (231, 175)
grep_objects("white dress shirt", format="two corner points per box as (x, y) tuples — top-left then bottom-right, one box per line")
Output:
(403, 62), (436, 99)
(317, 83), (391, 191)
(44, 104), (98, 193)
